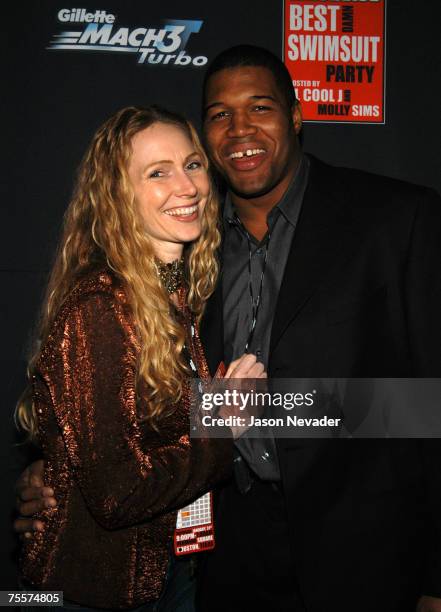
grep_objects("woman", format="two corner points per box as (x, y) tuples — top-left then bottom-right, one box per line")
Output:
(16, 106), (265, 610)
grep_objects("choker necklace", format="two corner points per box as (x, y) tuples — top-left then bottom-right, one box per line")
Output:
(155, 257), (185, 294)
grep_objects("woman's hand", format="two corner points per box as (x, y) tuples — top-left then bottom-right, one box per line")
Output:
(221, 354), (267, 438)
(224, 353), (267, 380)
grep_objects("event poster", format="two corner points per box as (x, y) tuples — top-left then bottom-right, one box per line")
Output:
(284, 0), (386, 123)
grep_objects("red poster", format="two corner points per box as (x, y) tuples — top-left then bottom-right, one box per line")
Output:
(283, 0), (386, 123)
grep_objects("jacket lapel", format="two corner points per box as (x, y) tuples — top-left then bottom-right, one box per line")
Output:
(269, 156), (352, 358)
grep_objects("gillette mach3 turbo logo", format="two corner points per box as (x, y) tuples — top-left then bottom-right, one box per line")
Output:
(48, 8), (207, 66)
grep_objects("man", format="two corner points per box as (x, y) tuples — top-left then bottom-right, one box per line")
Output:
(15, 46), (441, 612)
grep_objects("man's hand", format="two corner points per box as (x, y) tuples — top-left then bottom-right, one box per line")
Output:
(14, 459), (56, 538)
(417, 596), (441, 612)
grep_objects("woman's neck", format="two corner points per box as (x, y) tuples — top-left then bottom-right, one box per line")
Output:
(153, 242), (183, 264)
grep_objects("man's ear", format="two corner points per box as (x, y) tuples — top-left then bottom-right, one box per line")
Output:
(291, 101), (303, 135)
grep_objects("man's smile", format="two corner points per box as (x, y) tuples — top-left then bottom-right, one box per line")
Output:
(223, 145), (268, 172)
(228, 148), (266, 159)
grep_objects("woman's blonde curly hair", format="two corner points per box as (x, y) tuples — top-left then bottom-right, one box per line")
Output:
(16, 106), (221, 438)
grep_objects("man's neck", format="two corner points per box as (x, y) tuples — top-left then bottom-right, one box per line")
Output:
(232, 204), (270, 242)
(230, 159), (301, 242)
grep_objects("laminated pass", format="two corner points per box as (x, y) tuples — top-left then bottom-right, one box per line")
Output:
(174, 492), (215, 555)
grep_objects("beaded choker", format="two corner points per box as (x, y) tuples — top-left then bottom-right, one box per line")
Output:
(155, 257), (185, 294)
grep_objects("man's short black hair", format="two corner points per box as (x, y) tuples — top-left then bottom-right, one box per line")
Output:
(202, 44), (297, 115)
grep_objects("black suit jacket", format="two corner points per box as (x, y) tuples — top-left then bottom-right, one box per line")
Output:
(199, 156), (441, 611)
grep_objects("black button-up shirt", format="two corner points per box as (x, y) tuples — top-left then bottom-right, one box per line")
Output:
(222, 154), (310, 368)
(222, 155), (310, 483)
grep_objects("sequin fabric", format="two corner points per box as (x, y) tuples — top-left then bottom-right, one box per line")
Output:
(20, 266), (233, 609)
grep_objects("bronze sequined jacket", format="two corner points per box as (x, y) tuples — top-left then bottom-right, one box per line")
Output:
(20, 267), (233, 609)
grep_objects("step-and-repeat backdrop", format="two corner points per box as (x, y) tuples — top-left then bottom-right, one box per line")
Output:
(2, 0), (440, 588)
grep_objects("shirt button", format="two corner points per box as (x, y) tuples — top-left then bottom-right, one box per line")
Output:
(256, 248), (262, 255)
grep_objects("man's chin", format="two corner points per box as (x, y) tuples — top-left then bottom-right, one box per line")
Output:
(229, 179), (274, 200)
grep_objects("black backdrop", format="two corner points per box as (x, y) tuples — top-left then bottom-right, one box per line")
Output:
(2, 0), (441, 589)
